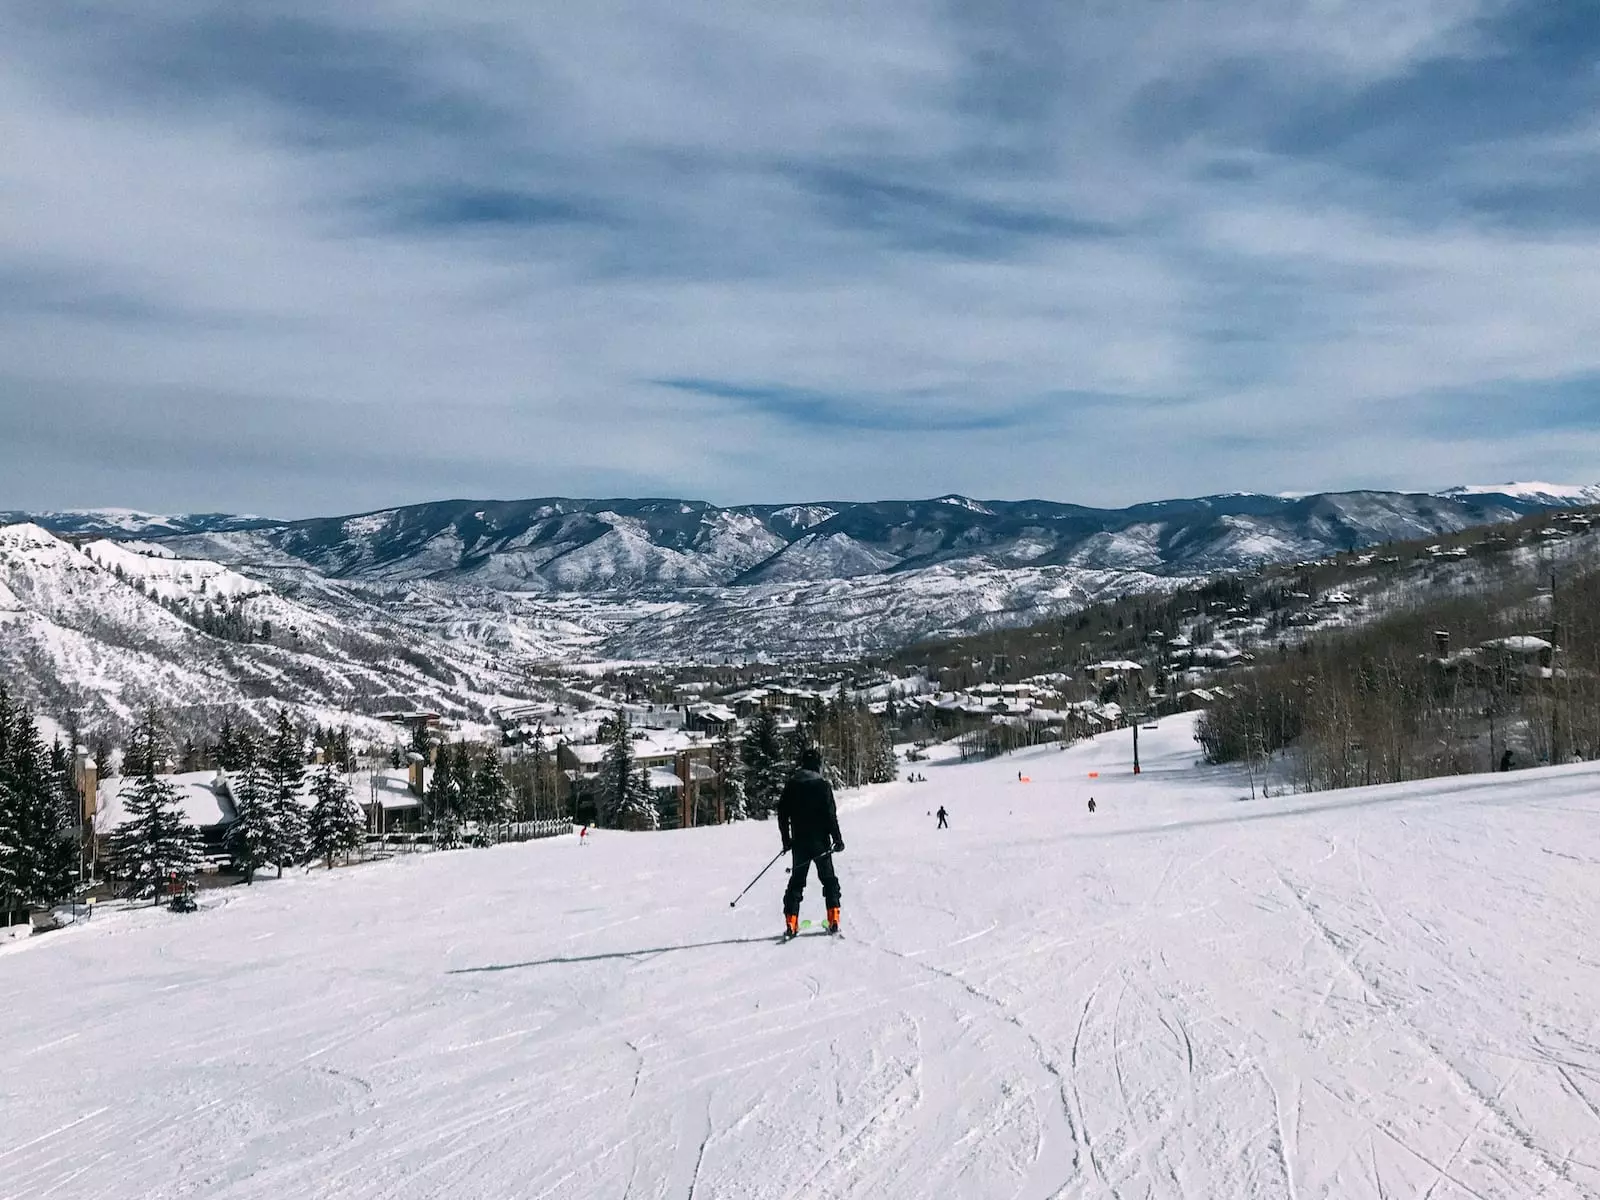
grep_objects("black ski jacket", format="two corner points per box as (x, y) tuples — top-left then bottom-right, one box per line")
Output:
(777, 769), (843, 855)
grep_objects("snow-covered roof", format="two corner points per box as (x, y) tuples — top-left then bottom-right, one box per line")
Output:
(1481, 636), (1552, 655)
(1088, 660), (1143, 672)
(646, 767), (684, 791)
(96, 771), (234, 831)
(352, 769), (424, 810)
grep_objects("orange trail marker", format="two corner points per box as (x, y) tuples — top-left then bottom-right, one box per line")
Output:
(1087, 771), (1099, 779)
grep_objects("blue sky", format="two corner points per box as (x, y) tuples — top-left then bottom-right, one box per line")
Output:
(3, 0), (1599, 516)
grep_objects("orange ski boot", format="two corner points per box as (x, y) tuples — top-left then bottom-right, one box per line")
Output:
(827, 907), (841, 935)
(784, 913), (799, 940)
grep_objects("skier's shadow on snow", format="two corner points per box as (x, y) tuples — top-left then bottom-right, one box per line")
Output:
(448, 935), (778, 974)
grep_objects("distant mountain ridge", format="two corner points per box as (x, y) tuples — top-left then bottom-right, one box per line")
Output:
(0, 522), (533, 730)
(3, 482), (1598, 716)
(26, 484), (1587, 594)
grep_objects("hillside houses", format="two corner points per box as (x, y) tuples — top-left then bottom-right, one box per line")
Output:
(556, 729), (720, 827)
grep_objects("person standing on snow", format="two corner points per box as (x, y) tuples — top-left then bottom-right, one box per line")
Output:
(777, 747), (844, 937)
(936, 805), (948, 829)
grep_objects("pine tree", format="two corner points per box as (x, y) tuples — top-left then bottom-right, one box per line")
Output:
(470, 746), (511, 840)
(0, 702), (19, 920)
(308, 763), (364, 868)
(741, 707), (786, 819)
(226, 733), (276, 885)
(598, 714), (636, 828)
(267, 710), (308, 877)
(450, 743), (475, 823)
(716, 725), (746, 822)
(0, 794), (16, 923)
(426, 746), (459, 848)
(618, 766), (660, 831)
(0, 697), (76, 913)
(49, 738), (82, 857)
(869, 725), (899, 784)
(410, 721), (432, 762)
(109, 718), (203, 905)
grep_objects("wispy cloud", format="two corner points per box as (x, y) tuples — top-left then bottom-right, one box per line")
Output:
(0, 0), (1596, 516)
(654, 378), (1048, 432)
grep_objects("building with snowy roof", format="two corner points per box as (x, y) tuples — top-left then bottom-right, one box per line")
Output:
(1086, 660), (1143, 684)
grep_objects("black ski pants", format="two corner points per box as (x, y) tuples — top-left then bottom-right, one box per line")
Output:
(784, 847), (840, 916)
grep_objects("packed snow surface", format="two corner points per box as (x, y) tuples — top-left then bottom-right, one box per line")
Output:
(5, 717), (1600, 1199)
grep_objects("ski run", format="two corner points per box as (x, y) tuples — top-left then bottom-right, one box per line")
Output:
(4, 714), (1599, 1200)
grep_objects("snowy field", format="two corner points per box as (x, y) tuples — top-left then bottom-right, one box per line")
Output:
(5, 716), (1600, 1199)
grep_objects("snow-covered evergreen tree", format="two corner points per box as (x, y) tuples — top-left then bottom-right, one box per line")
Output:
(741, 707), (787, 819)
(0, 772), (19, 920)
(426, 747), (460, 848)
(49, 739), (81, 836)
(0, 820), (15, 920)
(308, 763), (364, 868)
(716, 725), (747, 822)
(869, 726), (900, 784)
(450, 743), (475, 820)
(0, 694), (75, 913)
(619, 768), (660, 831)
(598, 714), (637, 828)
(469, 746), (511, 844)
(109, 718), (203, 904)
(226, 733), (277, 885)
(267, 709), (308, 877)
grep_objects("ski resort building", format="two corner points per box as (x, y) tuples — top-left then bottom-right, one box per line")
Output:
(352, 766), (429, 836)
(94, 770), (237, 862)
(557, 732), (722, 828)
(1086, 660), (1144, 685)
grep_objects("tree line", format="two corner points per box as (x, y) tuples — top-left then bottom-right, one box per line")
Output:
(0, 688), (78, 921)
(1196, 560), (1600, 793)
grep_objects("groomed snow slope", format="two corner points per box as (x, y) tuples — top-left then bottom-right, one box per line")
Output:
(5, 717), (1599, 1199)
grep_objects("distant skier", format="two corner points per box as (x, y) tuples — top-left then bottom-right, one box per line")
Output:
(936, 806), (948, 829)
(1087, 797), (1096, 813)
(777, 747), (844, 938)
(579, 825), (589, 846)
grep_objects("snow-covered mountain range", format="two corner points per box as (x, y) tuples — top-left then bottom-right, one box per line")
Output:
(0, 523), (534, 731)
(2, 483), (1595, 719)
(77, 484), (1595, 592)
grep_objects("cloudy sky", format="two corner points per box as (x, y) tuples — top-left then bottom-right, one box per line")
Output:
(4, 0), (1599, 517)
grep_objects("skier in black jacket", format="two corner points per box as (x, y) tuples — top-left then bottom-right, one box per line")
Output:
(777, 747), (844, 937)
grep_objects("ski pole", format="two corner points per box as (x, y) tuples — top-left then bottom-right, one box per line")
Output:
(729, 849), (787, 908)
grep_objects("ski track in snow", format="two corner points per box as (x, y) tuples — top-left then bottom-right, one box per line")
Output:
(4, 715), (1600, 1199)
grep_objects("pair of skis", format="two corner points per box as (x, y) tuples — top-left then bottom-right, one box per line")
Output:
(780, 919), (842, 942)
